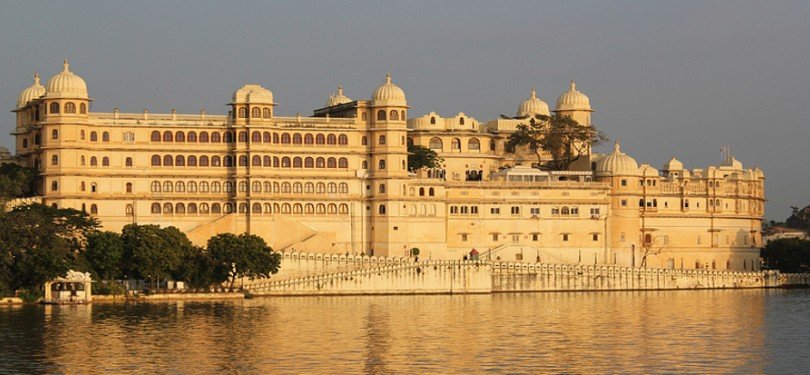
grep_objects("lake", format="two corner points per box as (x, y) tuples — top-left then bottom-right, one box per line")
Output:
(1, 289), (808, 374)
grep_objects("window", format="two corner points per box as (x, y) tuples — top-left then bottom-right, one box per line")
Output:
(491, 207), (500, 215)
(379, 135), (386, 145)
(429, 188), (435, 196)
(532, 233), (540, 241)
(263, 108), (271, 118)
(621, 179), (627, 187)
(251, 107), (261, 118)
(79, 103), (87, 114)
(126, 182), (133, 193)
(379, 184), (386, 194)
(390, 110), (399, 121)
(468, 138), (480, 151)
(338, 134), (348, 145)
(377, 110), (386, 121)
(338, 157), (348, 168)
(378, 205), (386, 215)
(51, 129), (59, 140)
(151, 203), (161, 214)
(238, 107), (247, 118)
(511, 206), (520, 215)
(163, 155), (173, 166)
(492, 233), (499, 241)
(90, 204), (98, 215)
(90, 156), (98, 166)
(361, 136), (368, 146)
(49, 102), (60, 114)
(592, 233), (599, 241)
(327, 134), (337, 145)
(102, 157), (110, 166)
(126, 204), (133, 216)
(429, 137), (443, 150)
(530, 207), (540, 216)
(51, 155), (58, 165)
(378, 160), (386, 170)
(90, 132), (98, 142)
(51, 181), (58, 191)
(461, 233), (468, 242)
(102, 132), (110, 142)
(562, 234), (570, 242)
(151, 131), (160, 142)
(124, 132), (134, 143)
(451, 138), (461, 151)
(163, 131), (173, 142)
(175, 132), (185, 142)
(590, 208), (600, 216)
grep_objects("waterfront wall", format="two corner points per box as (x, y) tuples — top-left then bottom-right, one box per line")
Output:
(248, 260), (491, 296)
(491, 262), (781, 292)
(241, 251), (413, 286)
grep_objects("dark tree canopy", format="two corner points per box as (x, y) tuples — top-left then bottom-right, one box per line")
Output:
(0, 163), (38, 201)
(207, 233), (281, 290)
(786, 205), (810, 231)
(0, 204), (98, 294)
(83, 231), (126, 280)
(407, 144), (443, 172)
(121, 224), (191, 286)
(762, 238), (810, 273)
(506, 114), (606, 171)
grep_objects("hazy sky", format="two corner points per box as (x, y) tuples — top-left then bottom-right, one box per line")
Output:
(1, 1), (808, 220)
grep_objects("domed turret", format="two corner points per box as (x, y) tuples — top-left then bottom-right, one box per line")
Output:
(372, 73), (406, 106)
(232, 84), (274, 104)
(664, 158), (683, 171)
(517, 88), (550, 118)
(326, 85), (352, 107)
(556, 80), (591, 111)
(595, 141), (640, 176)
(17, 73), (46, 109)
(45, 59), (88, 99)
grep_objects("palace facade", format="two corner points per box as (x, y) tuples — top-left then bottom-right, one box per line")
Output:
(10, 60), (766, 270)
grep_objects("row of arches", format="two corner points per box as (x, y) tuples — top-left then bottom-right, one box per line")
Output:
(236, 106), (272, 119)
(149, 154), (350, 169)
(376, 109), (405, 121)
(47, 101), (87, 115)
(427, 137), (481, 151)
(149, 180), (351, 195)
(150, 130), (350, 145)
(150, 202), (350, 215)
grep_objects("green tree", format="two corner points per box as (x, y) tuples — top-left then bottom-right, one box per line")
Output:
(121, 224), (188, 288)
(207, 233), (281, 290)
(0, 204), (98, 295)
(83, 231), (125, 280)
(506, 114), (607, 170)
(407, 144), (443, 172)
(762, 238), (810, 273)
(785, 205), (810, 230)
(0, 163), (38, 202)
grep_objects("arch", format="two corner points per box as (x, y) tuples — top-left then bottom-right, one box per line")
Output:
(199, 132), (210, 143)
(175, 155), (185, 167)
(263, 108), (271, 118)
(361, 136), (368, 146)
(176, 203), (186, 214)
(293, 182), (302, 193)
(151, 203), (161, 214)
(316, 157), (325, 168)
(304, 157), (314, 168)
(199, 155), (210, 167)
(263, 132), (272, 143)
(224, 131), (235, 143)
(126, 204), (133, 215)
(377, 110), (386, 121)
(90, 132), (97, 142)
(175, 131), (185, 142)
(293, 157), (302, 168)
(378, 204), (386, 215)
(187, 131), (197, 142)
(163, 131), (173, 142)
(102, 156), (110, 166)
(264, 203), (272, 213)
(79, 103), (87, 114)
(389, 110), (399, 121)
(49, 102), (60, 114)
(51, 155), (58, 165)
(263, 155), (271, 167)
(379, 135), (386, 145)
(315, 134), (325, 144)
(328, 183), (337, 194)
(223, 155), (234, 167)
(238, 107), (247, 118)
(379, 184), (386, 194)
(281, 133), (291, 144)
(238, 203), (248, 214)
(327, 134), (337, 145)
(429, 187), (435, 196)
(239, 155), (248, 166)
(430, 116), (436, 125)
(238, 131), (248, 143)
(151, 181), (161, 192)
(327, 157), (337, 168)
(281, 157), (291, 168)
(338, 157), (348, 168)
(187, 155), (197, 167)
(339, 204), (349, 214)
(293, 204), (303, 214)
(224, 181), (234, 193)
(163, 181), (173, 192)
(451, 138), (461, 150)
(316, 203), (326, 214)
(251, 107), (261, 118)
(264, 181), (272, 193)
(125, 157), (133, 167)
(292, 133), (302, 144)
(199, 181), (209, 192)
(175, 181), (185, 192)
(52, 129), (59, 140)
(200, 203), (209, 214)
(305, 203), (314, 214)
(304, 182), (314, 193)
(281, 182), (291, 193)
(188, 203), (197, 214)
(273, 157), (280, 168)
(151, 131), (161, 142)
(211, 203), (221, 214)
(90, 156), (98, 166)
(252, 155), (261, 166)
(163, 203), (173, 214)
(328, 204), (337, 214)
(316, 182), (326, 193)
(338, 134), (348, 145)
(468, 138), (480, 151)
(429, 137), (443, 150)
(378, 159), (386, 170)
(212, 181), (221, 192)
(304, 133), (314, 144)
(187, 181), (197, 192)
(252, 202), (262, 214)
(163, 155), (173, 167)
(339, 182), (349, 194)
(211, 132), (221, 143)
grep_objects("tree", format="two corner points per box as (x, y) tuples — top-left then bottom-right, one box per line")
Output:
(506, 114), (606, 171)
(407, 144), (443, 172)
(0, 204), (98, 295)
(121, 224), (189, 288)
(762, 238), (810, 273)
(207, 233), (281, 290)
(0, 163), (38, 202)
(83, 231), (125, 280)
(786, 205), (810, 230)
(639, 234), (668, 268)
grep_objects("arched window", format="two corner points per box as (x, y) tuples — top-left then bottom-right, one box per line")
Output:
(304, 182), (314, 193)
(327, 157), (337, 168)
(239, 131), (248, 142)
(151, 155), (161, 166)
(80, 130), (86, 140)
(293, 182), (302, 193)
(281, 182), (291, 193)
(251, 107), (261, 118)
(163, 203), (173, 214)
(90, 156), (98, 166)
(199, 132), (209, 143)
(390, 110), (399, 121)
(224, 181), (234, 192)
(430, 116), (436, 125)
(293, 133), (302, 144)
(429, 188), (435, 196)
(338, 134), (348, 145)
(52, 129), (59, 140)
(49, 102), (60, 114)
(304, 134), (314, 144)
(211, 203), (221, 214)
(100, 131), (109, 142)
(22, 139), (29, 148)
(379, 135), (386, 145)
(328, 183), (337, 194)
(51, 181), (58, 191)
(90, 132), (98, 142)
(451, 138), (461, 150)
(211, 132), (221, 143)
(239, 155), (248, 166)
(419, 187), (425, 196)
(338, 157), (348, 168)
(79, 103), (87, 114)
(125, 157), (133, 167)
(187, 155), (197, 167)
(316, 183), (326, 193)
(175, 203), (185, 214)
(187, 131), (197, 142)
(188, 203), (197, 214)
(224, 132), (235, 143)
(163, 155), (173, 167)
(361, 136), (368, 146)
(238, 107), (247, 118)
(379, 184), (386, 194)
(281, 157), (291, 168)
(263, 132), (271, 143)
(304, 157), (314, 168)
(429, 137), (443, 150)
(253, 203), (262, 214)
(252, 131), (261, 142)
(339, 183), (349, 194)
(273, 157), (280, 168)
(126, 204), (133, 215)
(468, 138), (480, 151)
(263, 108), (271, 118)
(273, 133), (280, 143)
(315, 134), (325, 144)
(327, 134), (337, 145)
(163, 181), (173, 192)
(151, 203), (161, 214)
(162, 131), (173, 142)
(102, 156), (110, 166)
(378, 159), (386, 170)
(252, 155), (261, 166)
(175, 181), (185, 192)
(151, 181), (161, 192)
(188, 181), (197, 192)
(252, 181), (261, 193)
(200, 203), (209, 214)
(316, 157), (325, 168)
(379, 205), (386, 215)
(459, 117), (465, 125)
(292, 157), (302, 168)
(264, 181), (272, 193)
(281, 133), (291, 144)
(263, 156), (271, 167)
(175, 155), (185, 166)
(200, 181), (209, 192)
(51, 155), (58, 165)
(171, 132), (183, 143)
(377, 110), (386, 121)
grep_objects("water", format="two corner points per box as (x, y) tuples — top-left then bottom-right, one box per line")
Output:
(1, 290), (808, 374)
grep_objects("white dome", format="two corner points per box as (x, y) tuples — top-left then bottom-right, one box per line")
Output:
(595, 142), (640, 176)
(555, 80), (591, 111)
(232, 84), (274, 104)
(664, 158), (683, 171)
(517, 88), (550, 117)
(326, 85), (352, 107)
(372, 73), (406, 105)
(45, 59), (88, 99)
(17, 73), (45, 109)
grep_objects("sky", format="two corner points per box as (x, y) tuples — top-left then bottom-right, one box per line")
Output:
(0, 0), (808, 220)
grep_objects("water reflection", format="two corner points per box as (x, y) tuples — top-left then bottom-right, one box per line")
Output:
(1, 290), (807, 374)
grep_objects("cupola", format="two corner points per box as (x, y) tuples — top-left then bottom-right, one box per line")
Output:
(16, 73), (46, 109)
(45, 59), (88, 99)
(372, 73), (406, 106)
(326, 85), (352, 107)
(595, 141), (641, 176)
(232, 84), (274, 104)
(555, 80), (591, 111)
(517, 88), (550, 118)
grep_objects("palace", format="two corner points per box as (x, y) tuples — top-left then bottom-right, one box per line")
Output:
(10, 60), (765, 270)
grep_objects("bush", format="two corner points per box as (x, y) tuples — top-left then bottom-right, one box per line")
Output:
(93, 280), (126, 296)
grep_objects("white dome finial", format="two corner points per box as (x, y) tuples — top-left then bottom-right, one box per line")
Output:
(530, 87), (537, 99)
(337, 85), (343, 95)
(614, 140), (621, 153)
(570, 80), (576, 91)
(63, 59), (70, 72)
(34, 72), (40, 85)
(385, 73), (392, 84)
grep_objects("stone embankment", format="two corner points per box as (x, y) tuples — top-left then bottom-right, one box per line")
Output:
(244, 252), (810, 296)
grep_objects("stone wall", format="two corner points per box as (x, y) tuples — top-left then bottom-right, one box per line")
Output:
(241, 251), (412, 286)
